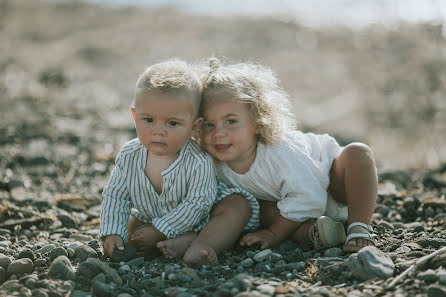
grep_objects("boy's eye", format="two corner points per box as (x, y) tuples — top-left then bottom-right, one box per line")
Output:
(144, 118), (153, 123)
(226, 119), (236, 125)
(203, 122), (214, 128)
(169, 121), (178, 126)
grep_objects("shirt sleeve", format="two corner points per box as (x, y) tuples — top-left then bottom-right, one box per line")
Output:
(275, 151), (328, 222)
(98, 153), (132, 242)
(151, 158), (217, 238)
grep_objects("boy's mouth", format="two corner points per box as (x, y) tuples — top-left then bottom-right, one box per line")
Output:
(215, 144), (231, 152)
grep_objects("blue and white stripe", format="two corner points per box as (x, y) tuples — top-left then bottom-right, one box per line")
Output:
(99, 138), (217, 242)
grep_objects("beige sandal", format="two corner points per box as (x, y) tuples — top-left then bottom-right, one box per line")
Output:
(309, 216), (346, 249)
(343, 222), (377, 253)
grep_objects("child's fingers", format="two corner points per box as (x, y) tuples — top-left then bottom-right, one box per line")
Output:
(114, 237), (124, 250)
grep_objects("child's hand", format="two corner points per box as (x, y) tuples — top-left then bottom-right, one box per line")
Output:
(240, 229), (280, 250)
(102, 234), (124, 257)
(131, 226), (167, 252)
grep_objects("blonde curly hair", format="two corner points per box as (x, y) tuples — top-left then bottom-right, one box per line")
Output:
(199, 58), (296, 144)
(134, 59), (202, 112)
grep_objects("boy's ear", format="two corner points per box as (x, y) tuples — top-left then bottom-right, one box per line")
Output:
(192, 117), (203, 134)
(131, 106), (137, 125)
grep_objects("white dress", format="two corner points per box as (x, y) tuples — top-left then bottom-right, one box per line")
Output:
(215, 131), (348, 223)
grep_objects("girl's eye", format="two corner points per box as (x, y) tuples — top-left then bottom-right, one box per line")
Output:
(203, 122), (214, 128)
(169, 121), (178, 126)
(144, 118), (153, 123)
(226, 119), (236, 125)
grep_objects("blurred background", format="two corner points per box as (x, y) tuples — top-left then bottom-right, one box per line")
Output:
(2, 0), (446, 178)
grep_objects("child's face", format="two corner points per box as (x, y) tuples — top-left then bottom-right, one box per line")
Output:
(131, 93), (202, 158)
(202, 100), (259, 170)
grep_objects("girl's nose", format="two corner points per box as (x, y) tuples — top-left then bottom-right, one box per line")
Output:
(213, 125), (226, 137)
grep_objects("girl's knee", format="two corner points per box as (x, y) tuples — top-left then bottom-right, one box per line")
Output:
(342, 143), (375, 165)
(211, 194), (251, 217)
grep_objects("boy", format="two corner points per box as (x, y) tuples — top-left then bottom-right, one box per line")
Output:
(99, 59), (218, 258)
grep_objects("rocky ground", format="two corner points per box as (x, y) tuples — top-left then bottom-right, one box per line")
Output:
(1, 0), (446, 296)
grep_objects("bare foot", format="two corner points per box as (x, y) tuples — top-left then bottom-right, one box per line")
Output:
(183, 240), (218, 265)
(156, 232), (197, 258)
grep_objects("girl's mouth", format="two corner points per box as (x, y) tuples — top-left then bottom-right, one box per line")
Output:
(215, 144), (231, 152)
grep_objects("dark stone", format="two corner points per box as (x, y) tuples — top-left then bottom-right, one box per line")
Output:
(90, 279), (117, 297)
(47, 256), (75, 281)
(74, 245), (98, 261)
(77, 261), (102, 279)
(48, 247), (68, 262)
(111, 246), (136, 262)
(427, 285), (446, 297)
(0, 267), (6, 284)
(57, 214), (78, 229)
(16, 249), (35, 261)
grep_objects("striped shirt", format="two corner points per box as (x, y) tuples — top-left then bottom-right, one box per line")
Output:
(99, 138), (217, 242)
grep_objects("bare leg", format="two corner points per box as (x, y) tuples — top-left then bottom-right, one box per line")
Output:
(157, 232), (197, 258)
(258, 200), (315, 244)
(127, 214), (147, 246)
(183, 194), (250, 265)
(328, 143), (377, 249)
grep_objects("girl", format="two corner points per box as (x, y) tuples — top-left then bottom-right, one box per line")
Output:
(199, 59), (378, 252)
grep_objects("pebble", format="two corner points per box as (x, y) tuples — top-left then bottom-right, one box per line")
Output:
(0, 241), (12, 248)
(7, 258), (34, 275)
(0, 267), (6, 284)
(257, 284), (275, 295)
(16, 249), (35, 261)
(0, 280), (20, 291)
(48, 247), (68, 262)
(126, 256), (144, 267)
(0, 253), (11, 268)
(418, 269), (437, 283)
(83, 258), (122, 285)
(34, 259), (47, 267)
(253, 249), (272, 262)
(91, 278), (116, 297)
(36, 244), (56, 254)
(241, 258), (254, 268)
(347, 246), (394, 281)
(112, 246), (136, 263)
(73, 245), (98, 261)
(270, 253), (283, 262)
(182, 267), (200, 281)
(427, 285), (446, 297)
(438, 270), (446, 284)
(323, 247), (343, 257)
(47, 256), (75, 281)
(31, 288), (49, 297)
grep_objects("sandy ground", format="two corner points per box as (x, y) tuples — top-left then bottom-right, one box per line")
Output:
(2, 0), (446, 171)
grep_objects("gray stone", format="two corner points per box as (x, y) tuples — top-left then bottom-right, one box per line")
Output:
(270, 253), (283, 262)
(253, 249), (272, 262)
(0, 253), (11, 268)
(0, 279), (20, 291)
(91, 279), (116, 297)
(347, 246), (394, 280)
(112, 246), (136, 262)
(438, 270), (446, 284)
(36, 244), (56, 254)
(16, 249), (35, 261)
(241, 258), (254, 268)
(0, 267), (6, 284)
(84, 258), (122, 285)
(427, 285), (446, 297)
(126, 256), (144, 267)
(48, 247), (68, 262)
(47, 256), (75, 281)
(57, 214), (78, 229)
(70, 289), (90, 297)
(418, 269), (437, 283)
(324, 247), (343, 257)
(7, 258), (34, 275)
(31, 288), (49, 297)
(74, 245), (98, 261)
(34, 259), (47, 267)
(273, 262), (305, 274)
(182, 267), (200, 281)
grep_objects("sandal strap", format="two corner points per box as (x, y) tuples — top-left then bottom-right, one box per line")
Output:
(346, 222), (374, 234)
(309, 224), (323, 250)
(345, 232), (377, 245)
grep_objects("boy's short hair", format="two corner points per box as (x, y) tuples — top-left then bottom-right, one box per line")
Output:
(135, 59), (202, 112)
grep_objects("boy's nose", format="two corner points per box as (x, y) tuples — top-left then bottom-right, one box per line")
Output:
(153, 125), (167, 136)
(213, 125), (226, 137)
